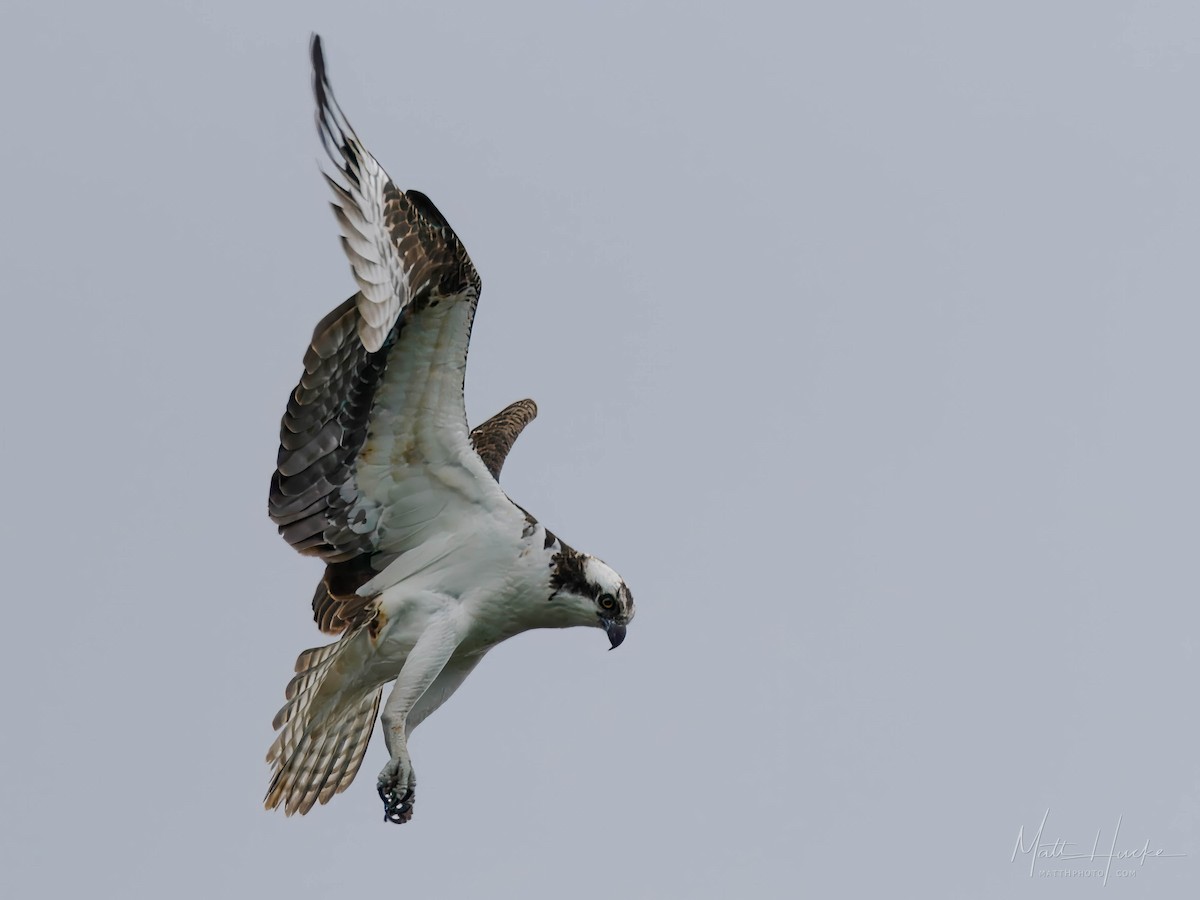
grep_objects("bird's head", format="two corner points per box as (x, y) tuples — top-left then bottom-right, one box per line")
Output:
(549, 550), (635, 649)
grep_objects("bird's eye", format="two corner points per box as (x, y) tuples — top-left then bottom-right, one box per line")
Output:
(598, 593), (616, 611)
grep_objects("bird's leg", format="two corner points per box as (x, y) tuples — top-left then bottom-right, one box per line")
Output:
(377, 609), (461, 824)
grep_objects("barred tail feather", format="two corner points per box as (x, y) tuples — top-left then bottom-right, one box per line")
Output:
(265, 636), (383, 815)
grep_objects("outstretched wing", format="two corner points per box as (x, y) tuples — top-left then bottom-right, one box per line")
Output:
(269, 35), (524, 625)
(470, 398), (538, 479)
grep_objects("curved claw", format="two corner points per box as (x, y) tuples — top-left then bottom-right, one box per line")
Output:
(378, 782), (415, 824)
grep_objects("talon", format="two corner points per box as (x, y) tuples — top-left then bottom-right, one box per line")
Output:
(382, 795), (413, 824)
(377, 780), (415, 824)
(376, 753), (416, 823)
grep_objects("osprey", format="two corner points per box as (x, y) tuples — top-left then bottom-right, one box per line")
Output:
(264, 35), (635, 824)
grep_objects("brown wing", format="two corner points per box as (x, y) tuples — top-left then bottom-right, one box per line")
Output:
(269, 37), (482, 566)
(310, 556), (381, 634)
(279, 39), (541, 637)
(469, 398), (538, 479)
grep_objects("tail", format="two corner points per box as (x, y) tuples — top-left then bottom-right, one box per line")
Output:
(265, 637), (383, 815)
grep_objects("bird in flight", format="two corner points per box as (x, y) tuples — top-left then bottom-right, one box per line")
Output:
(263, 35), (635, 824)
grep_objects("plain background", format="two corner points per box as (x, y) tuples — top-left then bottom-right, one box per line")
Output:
(3, 1), (1198, 896)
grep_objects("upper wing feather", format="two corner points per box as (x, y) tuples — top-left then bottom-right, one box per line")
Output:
(469, 399), (538, 479)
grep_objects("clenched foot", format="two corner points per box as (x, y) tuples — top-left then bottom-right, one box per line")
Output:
(377, 755), (416, 824)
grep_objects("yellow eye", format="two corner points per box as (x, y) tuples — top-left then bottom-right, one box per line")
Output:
(599, 593), (616, 611)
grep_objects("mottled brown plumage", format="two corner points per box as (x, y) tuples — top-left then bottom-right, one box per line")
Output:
(311, 564), (378, 634)
(469, 398), (538, 479)
(549, 543), (593, 598)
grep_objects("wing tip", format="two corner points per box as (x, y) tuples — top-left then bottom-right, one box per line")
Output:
(310, 33), (325, 80)
(310, 32), (348, 165)
(405, 190), (452, 230)
(470, 398), (541, 480)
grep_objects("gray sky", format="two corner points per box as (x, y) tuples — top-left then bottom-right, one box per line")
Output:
(3, 1), (1199, 896)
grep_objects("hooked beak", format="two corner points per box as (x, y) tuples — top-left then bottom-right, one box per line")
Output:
(603, 618), (627, 650)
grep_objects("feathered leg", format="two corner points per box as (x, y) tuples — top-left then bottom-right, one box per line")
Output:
(376, 610), (462, 823)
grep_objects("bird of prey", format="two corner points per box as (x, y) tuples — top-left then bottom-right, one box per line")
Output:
(264, 35), (635, 824)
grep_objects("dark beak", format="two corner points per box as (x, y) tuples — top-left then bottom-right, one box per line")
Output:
(603, 618), (626, 650)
